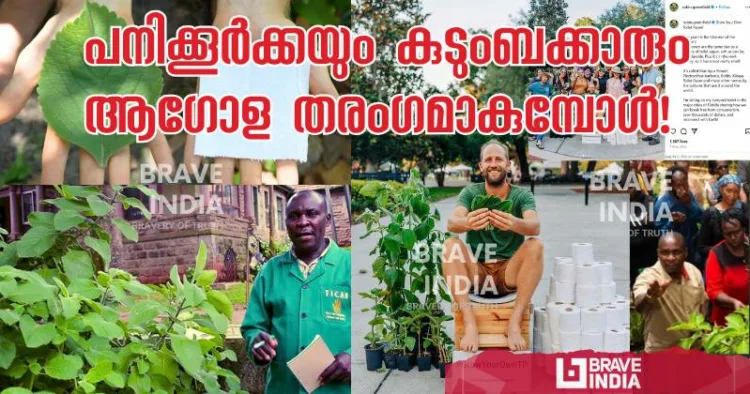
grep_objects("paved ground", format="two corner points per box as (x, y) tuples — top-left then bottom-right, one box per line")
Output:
(351, 185), (630, 393)
(529, 135), (664, 160)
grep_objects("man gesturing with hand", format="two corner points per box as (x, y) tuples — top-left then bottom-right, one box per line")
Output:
(241, 191), (351, 393)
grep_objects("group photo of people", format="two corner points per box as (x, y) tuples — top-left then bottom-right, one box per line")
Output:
(527, 64), (664, 150)
(629, 161), (749, 353)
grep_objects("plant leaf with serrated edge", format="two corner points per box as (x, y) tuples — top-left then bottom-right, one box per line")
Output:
(15, 227), (58, 258)
(112, 218), (138, 241)
(86, 195), (113, 216)
(85, 236), (111, 267)
(62, 249), (94, 279)
(37, 2), (163, 166)
(53, 210), (85, 231)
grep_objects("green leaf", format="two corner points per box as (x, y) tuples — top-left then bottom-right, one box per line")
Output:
(0, 242), (19, 267)
(170, 335), (204, 379)
(169, 265), (182, 289)
(127, 370), (152, 393)
(44, 353), (83, 380)
(147, 350), (178, 381)
(0, 337), (16, 369)
(404, 336), (416, 351)
(62, 186), (101, 198)
(737, 339), (749, 354)
(385, 268), (399, 287)
(44, 198), (92, 213)
(84, 236), (111, 268)
(19, 315), (56, 348)
(8, 274), (56, 304)
(104, 371), (126, 388)
(28, 212), (55, 228)
(37, 1), (163, 166)
(134, 185), (158, 198)
(0, 388), (33, 394)
(194, 241), (207, 276)
(200, 301), (228, 333)
(60, 297), (81, 319)
(207, 290), (233, 319)
(86, 195), (113, 216)
(219, 349), (237, 362)
(182, 282), (206, 308)
(121, 197), (152, 220)
(62, 249), (94, 279)
(15, 227), (58, 258)
(127, 300), (163, 327)
(28, 362), (41, 375)
(68, 278), (102, 299)
(196, 270), (217, 287)
(402, 229), (416, 250)
(53, 210), (85, 231)
(359, 182), (383, 197)
(79, 381), (95, 394)
(82, 313), (124, 339)
(0, 308), (21, 325)
(112, 218), (138, 242)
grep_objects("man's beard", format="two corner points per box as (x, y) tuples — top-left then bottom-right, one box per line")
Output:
(483, 168), (507, 186)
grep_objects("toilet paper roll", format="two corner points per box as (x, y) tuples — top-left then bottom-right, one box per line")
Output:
(604, 329), (629, 352)
(534, 307), (547, 333)
(604, 305), (622, 330)
(554, 257), (576, 283)
(596, 261), (614, 283)
(614, 294), (626, 302)
(614, 302), (629, 327)
(576, 284), (601, 309)
(600, 282), (616, 304)
(533, 329), (543, 353)
(547, 276), (556, 303)
(558, 305), (581, 332)
(547, 302), (568, 345)
(581, 331), (604, 351)
(550, 342), (559, 354)
(576, 263), (600, 286)
(542, 333), (552, 353)
(571, 242), (595, 265)
(581, 307), (606, 333)
(560, 330), (582, 352)
(554, 281), (576, 304)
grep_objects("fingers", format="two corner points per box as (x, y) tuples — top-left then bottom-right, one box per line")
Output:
(327, 367), (346, 383)
(40, 127), (70, 184)
(0, 0), (54, 90)
(318, 360), (338, 383)
(108, 146), (130, 184)
(252, 344), (273, 361)
(148, 131), (175, 175)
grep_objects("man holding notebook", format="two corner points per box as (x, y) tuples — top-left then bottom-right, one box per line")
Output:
(241, 190), (351, 393)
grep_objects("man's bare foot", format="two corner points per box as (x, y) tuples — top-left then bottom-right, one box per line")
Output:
(507, 323), (526, 351)
(461, 320), (480, 352)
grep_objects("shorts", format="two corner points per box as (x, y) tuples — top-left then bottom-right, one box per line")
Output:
(474, 259), (516, 296)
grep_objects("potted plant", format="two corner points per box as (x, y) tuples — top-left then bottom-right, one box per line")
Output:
(361, 290), (387, 371)
(440, 343), (454, 379)
(396, 316), (414, 371)
(427, 312), (453, 368)
(383, 329), (398, 370)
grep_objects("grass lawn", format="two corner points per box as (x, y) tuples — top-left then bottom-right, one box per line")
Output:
(428, 186), (463, 202)
(219, 283), (252, 306)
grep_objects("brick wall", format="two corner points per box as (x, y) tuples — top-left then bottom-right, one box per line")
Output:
(115, 213), (250, 284)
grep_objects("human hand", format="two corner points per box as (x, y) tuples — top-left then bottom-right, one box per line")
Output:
(251, 332), (278, 363)
(671, 211), (687, 224)
(488, 210), (516, 231)
(647, 279), (670, 299)
(467, 208), (490, 230)
(732, 299), (746, 311)
(319, 352), (351, 384)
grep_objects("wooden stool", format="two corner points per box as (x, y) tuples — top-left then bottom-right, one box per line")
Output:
(454, 295), (531, 349)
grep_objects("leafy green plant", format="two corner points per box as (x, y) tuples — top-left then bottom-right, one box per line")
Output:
(469, 195), (513, 231)
(668, 307), (749, 354)
(630, 309), (644, 351)
(0, 186), (244, 393)
(37, 2), (163, 167)
(258, 239), (291, 261)
(360, 289), (387, 349)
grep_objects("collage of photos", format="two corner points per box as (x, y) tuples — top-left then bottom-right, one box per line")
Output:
(0, 0), (748, 393)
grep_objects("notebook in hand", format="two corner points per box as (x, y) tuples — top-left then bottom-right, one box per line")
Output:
(286, 335), (336, 393)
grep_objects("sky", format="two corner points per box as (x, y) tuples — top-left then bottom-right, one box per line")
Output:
(421, 0), (625, 89)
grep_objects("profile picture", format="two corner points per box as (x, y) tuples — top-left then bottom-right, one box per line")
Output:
(670, 20), (679, 28)
(669, 3), (678, 12)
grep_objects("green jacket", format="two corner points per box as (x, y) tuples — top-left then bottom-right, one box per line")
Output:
(240, 242), (351, 394)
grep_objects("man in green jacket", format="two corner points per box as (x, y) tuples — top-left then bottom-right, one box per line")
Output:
(241, 190), (351, 394)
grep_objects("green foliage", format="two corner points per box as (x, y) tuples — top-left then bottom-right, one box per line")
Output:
(351, 180), (404, 214)
(0, 146), (33, 185)
(630, 309), (645, 351)
(37, 2), (163, 167)
(470, 195), (513, 212)
(259, 239), (292, 261)
(668, 307), (749, 354)
(358, 170), (453, 359)
(0, 186), (244, 393)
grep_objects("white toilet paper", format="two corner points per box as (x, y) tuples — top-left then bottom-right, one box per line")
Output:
(614, 302), (629, 328)
(533, 328), (543, 353)
(534, 307), (547, 333)
(547, 302), (568, 345)
(571, 243), (595, 265)
(581, 331), (604, 351)
(576, 263), (600, 286)
(554, 281), (576, 303)
(550, 343), (560, 353)
(581, 307), (606, 333)
(576, 284), (601, 308)
(554, 257), (576, 283)
(604, 305), (623, 330)
(542, 332), (551, 353)
(600, 282), (616, 304)
(547, 276), (556, 303)
(560, 330), (582, 352)
(604, 329), (629, 352)
(596, 261), (614, 283)
(558, 305), (581, 332)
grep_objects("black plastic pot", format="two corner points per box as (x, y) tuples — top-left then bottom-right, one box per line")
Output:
(365, 344), (384, 371)
(439, 362), (447, 378)
(396, 354), (412, 372)
(430, 346), (440, 368)
(417, 354), (431, 371)
(384, 351), (397, 370)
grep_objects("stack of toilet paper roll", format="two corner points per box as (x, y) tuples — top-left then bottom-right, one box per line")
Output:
(533, 243), (630, 353)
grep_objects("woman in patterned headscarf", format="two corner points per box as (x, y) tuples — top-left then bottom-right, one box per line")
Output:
(699, 174), (748, 269)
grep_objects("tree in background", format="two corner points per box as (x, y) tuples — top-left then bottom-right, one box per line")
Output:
(352, 0), (428, 171)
